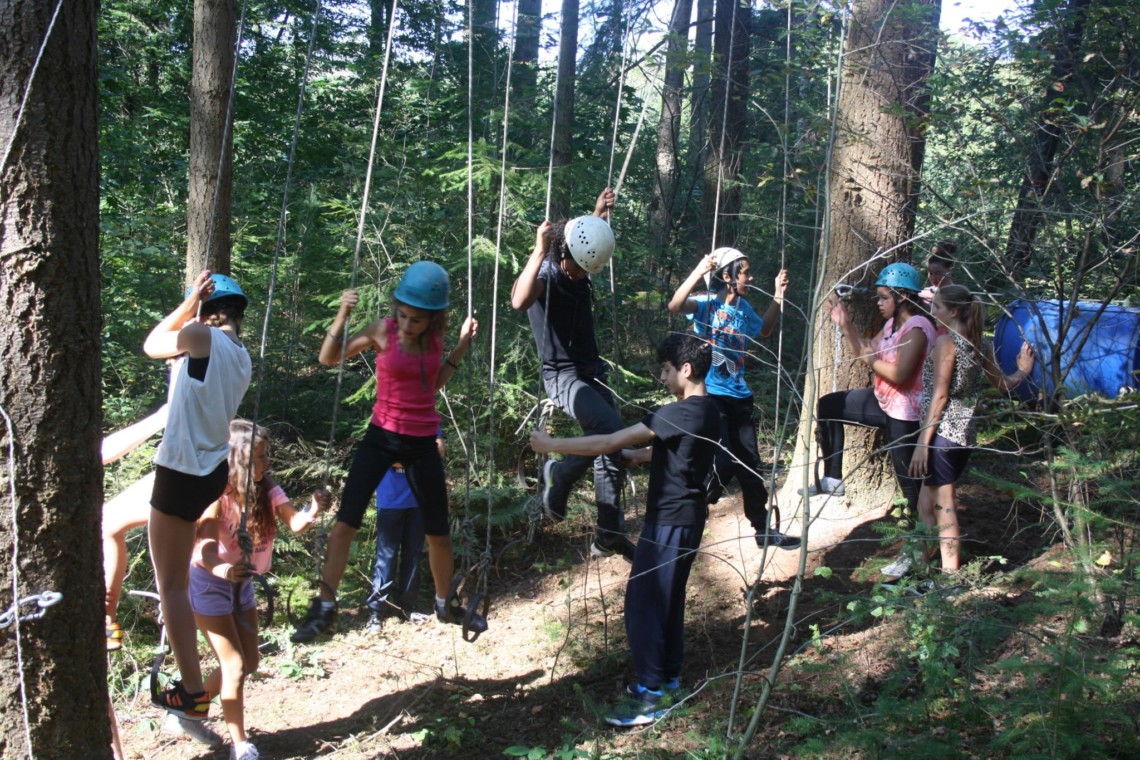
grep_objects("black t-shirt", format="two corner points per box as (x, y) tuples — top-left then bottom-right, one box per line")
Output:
(642, 395), (720, 526)
(526, 260), (603, 377)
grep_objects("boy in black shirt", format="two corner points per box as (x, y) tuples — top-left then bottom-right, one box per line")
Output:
(530, 333), (718, 726)
(511, 188), (637, 561)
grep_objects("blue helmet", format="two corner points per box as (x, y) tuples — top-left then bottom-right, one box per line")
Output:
(875, 263), (922, 293)
(394, 261), (449, 311)
(187, 273), (248, 308)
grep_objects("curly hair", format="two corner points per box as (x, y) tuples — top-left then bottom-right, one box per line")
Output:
(225, 419), (274, 548)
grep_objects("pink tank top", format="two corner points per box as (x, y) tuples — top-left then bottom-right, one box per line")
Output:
(371, 317), (443, 437)
(873, 315), (937, 421)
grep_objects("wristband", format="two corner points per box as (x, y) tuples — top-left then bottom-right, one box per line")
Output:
(446, 359), (460, 370)
(326, 331), (342, 340)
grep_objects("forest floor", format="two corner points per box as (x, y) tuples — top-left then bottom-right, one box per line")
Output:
(112, 470), (1063, 760)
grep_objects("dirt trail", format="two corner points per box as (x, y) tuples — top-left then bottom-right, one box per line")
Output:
(113, 490), (895, 759)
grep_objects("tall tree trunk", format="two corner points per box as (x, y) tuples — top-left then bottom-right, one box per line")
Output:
(1003, 0), (1092, 278)
(689, 0), (714, 178)
(550, 0), (579, 220)
(701, 0), (751, 250)
(471, 0), (498, 136)
(781, 0), (941, 512)
(0, 0), (108, 756)
(368, 0), (390, 64)
(649, 0), (695, 254)
(513, 0), (542, 149)
(186, 0), (235, 283)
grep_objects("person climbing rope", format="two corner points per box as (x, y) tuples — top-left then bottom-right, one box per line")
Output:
(510, 188), (637, 561)
(292, 261), (485, 642)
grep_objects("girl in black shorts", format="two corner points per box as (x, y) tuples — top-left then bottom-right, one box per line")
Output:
(909, 285), (1033, 572)
(142, 271), (252, 721)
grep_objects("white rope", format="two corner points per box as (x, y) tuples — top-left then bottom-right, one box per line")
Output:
(0, 0), (64, 179)
(324, 0), (400, 476)
(485, 0), (522, 562)
(1, 404), (35, 759)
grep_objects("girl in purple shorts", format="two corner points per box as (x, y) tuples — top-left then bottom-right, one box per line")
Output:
(190, 420), (329, 758)
(909, 285), (1034, 572)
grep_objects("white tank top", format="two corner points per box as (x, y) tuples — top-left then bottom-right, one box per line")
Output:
(155, 327), (251, 476)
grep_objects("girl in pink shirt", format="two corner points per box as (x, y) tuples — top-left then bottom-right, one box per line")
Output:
(190, 420), (329, 758)
(811, 264), (936, 576)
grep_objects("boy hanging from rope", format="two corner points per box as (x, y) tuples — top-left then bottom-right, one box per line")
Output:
(530, 333), (719, 726)
(668, 248), (800, 549)
(511, 188), (636, 561)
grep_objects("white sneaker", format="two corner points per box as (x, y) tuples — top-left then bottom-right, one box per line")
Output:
(161, 713), (224, 748)
(798, 476), (845, 497)
(881, 555), (913, 578)
(231, 741), (260, 760)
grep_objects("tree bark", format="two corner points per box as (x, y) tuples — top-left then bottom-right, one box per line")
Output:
(649, 0), (695, 254)
(512, 0), (542, 147)
(701, 0), (751, 251)
(689, 0), (714, 179)
(550, 0), (579, 220)
(1003, 0), (1092, 278)
(0, 0), (108, 756)
(781, 0), (941, 512)
(186, 0), (235, 283)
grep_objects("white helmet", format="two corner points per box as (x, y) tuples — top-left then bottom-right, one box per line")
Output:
(711, 246), (745, 270)
(704, 246), (747, 287)
(564, 215), (615, 275)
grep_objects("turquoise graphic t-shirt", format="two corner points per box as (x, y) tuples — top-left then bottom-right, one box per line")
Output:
(687, 294), (764, 399)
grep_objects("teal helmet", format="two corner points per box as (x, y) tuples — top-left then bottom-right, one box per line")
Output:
(875, 263), (922, 293)
(394, 261), (449, 311)
(187, 273), (248, 308)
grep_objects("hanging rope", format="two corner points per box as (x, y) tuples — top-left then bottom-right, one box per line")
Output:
(322, 0), (400, 482)
(0, 0), (64, 178)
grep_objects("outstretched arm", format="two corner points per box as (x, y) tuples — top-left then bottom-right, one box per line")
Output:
(668, 254), (718, 315)
(278, 484), (330, 534)
(759, 269), (789, 338)
(983, 340), (1034, 392)
(530, 423), (654, 457)
(101, 404), (169, 465)
(593, 187), (615, 221)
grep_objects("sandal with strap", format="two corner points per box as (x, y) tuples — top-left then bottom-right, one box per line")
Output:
(106, 621), (124, 652)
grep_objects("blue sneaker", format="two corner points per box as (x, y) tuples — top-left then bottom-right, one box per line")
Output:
(605, 684), (667, 727)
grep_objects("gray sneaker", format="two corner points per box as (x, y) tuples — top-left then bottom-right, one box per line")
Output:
(881, 555), (913, 578)
(591, 534), (636, 563)
(161, 713), (224, 748)
(541, 460), (568, 521)
(799, 476), (845, 497)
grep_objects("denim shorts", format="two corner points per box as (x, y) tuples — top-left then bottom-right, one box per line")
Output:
(189, 564), (255, 617)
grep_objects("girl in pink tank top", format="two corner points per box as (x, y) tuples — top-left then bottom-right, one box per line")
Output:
(294, 261), (485, 644)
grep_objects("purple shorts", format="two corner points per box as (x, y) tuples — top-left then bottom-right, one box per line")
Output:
(189, 564), (255, 617)
(923, 434), (972, 487)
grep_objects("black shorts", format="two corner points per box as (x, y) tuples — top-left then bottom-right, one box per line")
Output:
(923, 435), (972, 487)
(150, 462), (229, 522)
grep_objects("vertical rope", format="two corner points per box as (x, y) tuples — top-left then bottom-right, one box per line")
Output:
(484, 0), (522, 586)
(238, 2), (323, 543)
(709, 0), (740, 251)
(323, 0), (400, 480)
(0, 0), (64, 177)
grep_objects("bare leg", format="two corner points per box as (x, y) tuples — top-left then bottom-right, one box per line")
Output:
(108, 697), (124, 760)
(318, 522), (359, 601)
(103, 472), (154, 622)
(917, 485), (939, 563)
(934, 484), (961, 572)
(148, 508), (203, 692)
(195, 606), (258, 745)
(425, 534), (454, 598)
